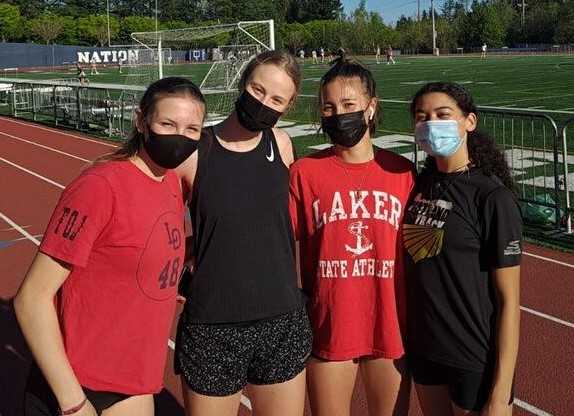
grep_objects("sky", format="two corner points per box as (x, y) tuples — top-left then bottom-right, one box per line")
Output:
(342, 0), (427, 26)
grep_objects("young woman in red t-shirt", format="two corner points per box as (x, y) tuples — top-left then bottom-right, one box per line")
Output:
(289, 54), (414, 415)
(14, 77), (205, 416)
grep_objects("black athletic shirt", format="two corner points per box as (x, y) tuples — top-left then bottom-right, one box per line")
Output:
(403, 167), (522, 372)
(183, 127), (303, 323)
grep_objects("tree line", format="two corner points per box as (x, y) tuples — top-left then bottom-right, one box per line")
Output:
(0, 0), (572, 52)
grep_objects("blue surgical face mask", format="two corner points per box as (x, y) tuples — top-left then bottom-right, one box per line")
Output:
(415, 120), (464, 158)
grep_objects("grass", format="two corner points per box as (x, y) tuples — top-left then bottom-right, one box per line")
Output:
(2, 54), (574, 248)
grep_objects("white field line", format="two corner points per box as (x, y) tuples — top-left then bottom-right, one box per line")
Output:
(299, 95), (574, 115)
(487, 93), (574, 106)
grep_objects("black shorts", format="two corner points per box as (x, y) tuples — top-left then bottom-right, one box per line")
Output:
(24, 364), (130, 416)
(409, 356), (513, 411)
(175, 306), (313, 396)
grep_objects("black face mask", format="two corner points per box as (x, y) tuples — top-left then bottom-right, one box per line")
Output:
(321, 110), (369, 148)
(143, 131), (198, 169)
(235, 89), (282, 132)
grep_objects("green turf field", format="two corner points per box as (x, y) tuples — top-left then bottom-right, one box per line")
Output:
(2, 54), (573, 237)
(5, 54), (573, 151)
(303, 55), (574, 110)
(5, 55), (574, 110)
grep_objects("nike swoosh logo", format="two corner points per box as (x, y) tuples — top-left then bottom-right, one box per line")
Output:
(266, 141), (274, 162)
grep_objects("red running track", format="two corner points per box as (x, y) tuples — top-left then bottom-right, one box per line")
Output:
(1, 116), (573, 416)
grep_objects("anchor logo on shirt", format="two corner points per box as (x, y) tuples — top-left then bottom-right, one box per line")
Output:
(345, 221), (373, 256)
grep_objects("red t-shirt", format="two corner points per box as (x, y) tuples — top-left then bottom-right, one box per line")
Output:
(39, 160), (185, 394)
(289, 149), (415, 360)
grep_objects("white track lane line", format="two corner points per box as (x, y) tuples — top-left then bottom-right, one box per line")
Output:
(0, 212), (252, 412)
(0, 209), (556, 415)
(0, 212), (40, 246)
(521, 306), (574, 329)
(514, 399), (554, 416)
(0, 131), (91, 162)
(0, 157), (65, 189)
(5, 150), (574, 272)
(523, 252), (574, 269)
(4, 161), (569, 335)
(0, 116), (118, 147)
(240, 395), (253, 411)
(3, 134), (574, 415)
(166, 338), (253, 410)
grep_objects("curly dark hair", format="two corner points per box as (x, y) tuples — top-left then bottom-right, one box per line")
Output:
(410, 82), (515, 192)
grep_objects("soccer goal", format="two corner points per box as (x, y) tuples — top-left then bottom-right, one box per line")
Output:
(129, 20), (275, 120)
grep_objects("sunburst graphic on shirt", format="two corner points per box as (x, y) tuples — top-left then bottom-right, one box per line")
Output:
(403, 224), (444, 263)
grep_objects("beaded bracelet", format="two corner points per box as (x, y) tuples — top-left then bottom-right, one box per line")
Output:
(60, 397), (87, 415)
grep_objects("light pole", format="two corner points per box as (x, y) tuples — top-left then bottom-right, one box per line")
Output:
(417, 0), (420, 21)
(107, 0), (111, 46)
(521, 0), (527, 33)
(431, 0), (437, 55)
(155, 0), (159, 33)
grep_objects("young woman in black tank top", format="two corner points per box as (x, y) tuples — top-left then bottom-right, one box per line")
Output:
(175, 51), (312, 416)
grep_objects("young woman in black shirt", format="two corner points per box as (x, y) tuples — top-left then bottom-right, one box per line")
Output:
(403, 82), (521, 416)
(174, 50), (311, 416)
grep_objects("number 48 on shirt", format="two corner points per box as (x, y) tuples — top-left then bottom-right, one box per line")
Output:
(159, 222), (182, 290)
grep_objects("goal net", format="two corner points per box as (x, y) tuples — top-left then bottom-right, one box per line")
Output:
(128, 20), (275, 120)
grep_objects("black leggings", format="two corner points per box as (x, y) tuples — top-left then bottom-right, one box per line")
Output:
(24, 364), (130, 416)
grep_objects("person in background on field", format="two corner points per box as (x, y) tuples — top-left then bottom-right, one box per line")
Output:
(320, 47), (325, 63)
(312, 49), (319, 64)
(386, 45), (396, 65)
(76, 63), (88, 86)
(481, 43), (488, 59)
(175, 50), (311, 416)
(299, 49), (305, 63)
(89, 58), (99, 75)
(290, 52), (414, 416)
(404, 81), (521, 416)
(15, 77), (205, 416)
(375, 45), (381, 64)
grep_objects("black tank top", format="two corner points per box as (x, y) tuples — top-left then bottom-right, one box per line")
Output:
(184, 127), (303, 323)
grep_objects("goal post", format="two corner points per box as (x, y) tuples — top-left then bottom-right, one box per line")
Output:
(129, 20), (275, 87)
(128, 20), (275, 120)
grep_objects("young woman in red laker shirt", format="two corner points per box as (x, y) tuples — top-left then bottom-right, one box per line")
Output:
(14, 77), (205, 416)
(289, 53), (414, 416)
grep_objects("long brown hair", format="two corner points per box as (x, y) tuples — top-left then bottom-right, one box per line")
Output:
(100, 77), (205, 161)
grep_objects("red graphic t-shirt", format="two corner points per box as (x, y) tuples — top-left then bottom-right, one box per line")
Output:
(40, 160), (185, 394)
(289, 148), (415, 360)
